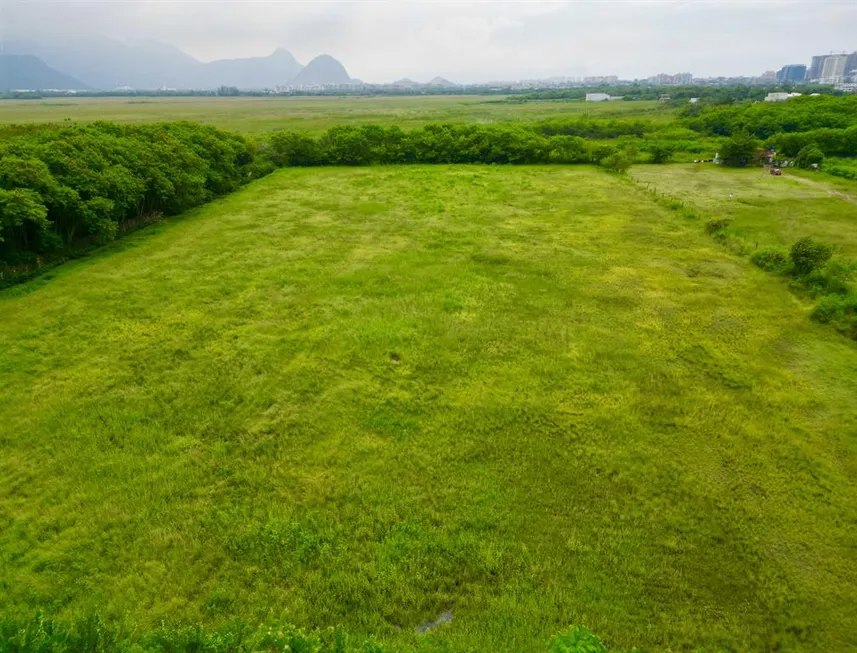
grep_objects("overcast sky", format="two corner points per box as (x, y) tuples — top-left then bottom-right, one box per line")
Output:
(3, 0), (856, 82)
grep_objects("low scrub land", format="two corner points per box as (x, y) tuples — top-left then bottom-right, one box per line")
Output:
(0, 95), (669, 134)
(2, 166), (857, 652)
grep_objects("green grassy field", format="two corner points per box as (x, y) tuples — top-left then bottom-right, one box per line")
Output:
(2, 165), (857, 652)
(0, 95), (670, 134)
(631, 164), (857, 259)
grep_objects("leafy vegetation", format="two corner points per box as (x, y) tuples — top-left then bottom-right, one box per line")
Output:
(0, 121), (265, 273)
(719, 132), (758, 167)
(2, 166), (857, 652)
(681, 95), (857, 138)
(790, 236), (833, 276)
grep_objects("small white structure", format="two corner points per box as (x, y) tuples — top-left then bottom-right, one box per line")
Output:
(689, 97), (700, 103)
(766, 92), (803, 102)
(585, 93), (612, 102)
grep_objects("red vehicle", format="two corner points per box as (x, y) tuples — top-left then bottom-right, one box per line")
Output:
(770, 168), (782, 176)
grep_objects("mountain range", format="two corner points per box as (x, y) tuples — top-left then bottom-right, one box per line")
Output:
(0, 36), (352, 90)
(0, 54), (89, 90)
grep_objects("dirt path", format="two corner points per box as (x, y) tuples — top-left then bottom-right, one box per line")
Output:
(785, 173), (857, 206)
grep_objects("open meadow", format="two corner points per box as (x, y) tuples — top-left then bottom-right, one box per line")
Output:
(0, 95), (670, 134)
(631, 164), (857, 258)
(2, 165), (857, 652)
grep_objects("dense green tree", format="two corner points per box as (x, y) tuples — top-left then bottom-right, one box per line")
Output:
(795, 145), (825, 169)
(720, 132), (758, 167)
(0, 121), (258, 264)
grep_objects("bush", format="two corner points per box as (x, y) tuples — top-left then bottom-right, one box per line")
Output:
(751, 245), (790, 272)
(704, 217), (731, 235)
(790, 237), (833, 276)
(827, 165), (857, 181)
(804, 260), (855, 297)
(795, 145), (825, 169)
(811, 292), (857, 339)
(600, 152), (633, 174)
(648, 144), (674, 164)
(548, 625), (608, 653)
(268, 131), (320, 166)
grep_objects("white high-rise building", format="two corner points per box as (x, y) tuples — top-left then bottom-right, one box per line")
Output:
(820, 55), (848, 84)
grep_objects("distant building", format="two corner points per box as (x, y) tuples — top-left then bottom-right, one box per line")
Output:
(585, 93), (612, 102)
(658, 94), (671, 103)
(809, 53), (853, 84)
(647, 72), (693, 86)
(583, 76), (618, 85)
(765, 92), (802, 102)
(847, 52), (857, 81)
(776, 64), (807, 83)
(808, 55), (828, 81)
(689, 97), (700, 103)
(760, 70), (777, 82)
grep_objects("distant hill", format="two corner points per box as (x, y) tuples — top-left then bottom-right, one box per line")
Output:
(427, 77), (458, 88)
(1, 36), (198, 89)
(1, 36), (350, 89)
(392, 78), (420, 87)
(199, 49), (303, 89)
(290, 55), (351, 86)
(0, 54), (88, 90)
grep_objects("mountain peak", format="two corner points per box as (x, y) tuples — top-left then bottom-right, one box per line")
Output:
(291, 54), (351, 86)
(427, 76), (458, 87)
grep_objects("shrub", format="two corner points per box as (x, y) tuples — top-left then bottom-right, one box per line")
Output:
(548, 625), (608, 653)
(795, 145), (825, 169)
(601, 152), (633, 174)
(811, 292), (857, 339)
(790, 237), (833, 276)
(704, 217), (731, 235)
(751, 246), (790, 273)
(648, 144), (674, 164)
(268, 131), (320, 166)
(589, 144), (618, 164)
(826, 164), (857, 181)
(804, 260), (855, 297)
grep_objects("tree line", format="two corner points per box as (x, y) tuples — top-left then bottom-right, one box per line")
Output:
(681, 95), (857, 139)
(0, 121), (271, 271)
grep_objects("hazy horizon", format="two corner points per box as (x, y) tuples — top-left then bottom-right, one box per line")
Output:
(3, 0), (856, 83)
